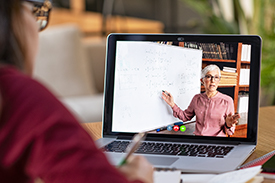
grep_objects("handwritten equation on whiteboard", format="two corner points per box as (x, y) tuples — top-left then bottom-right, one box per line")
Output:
(113, 41), (202, 132)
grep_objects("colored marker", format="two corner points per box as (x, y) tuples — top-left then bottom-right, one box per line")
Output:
(174, 122), (184, 126)
(156, 126), (167, 132)
(162, 90), (170, 96)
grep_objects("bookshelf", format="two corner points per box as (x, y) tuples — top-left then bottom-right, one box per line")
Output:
(158, 41), (250, 118)
(189, 42), (250, 113)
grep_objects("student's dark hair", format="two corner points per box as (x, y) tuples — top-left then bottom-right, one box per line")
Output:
(0, 0), (26, 70)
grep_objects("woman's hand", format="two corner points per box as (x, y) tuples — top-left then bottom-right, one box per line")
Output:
(118, 156), (154, 183)
(225, 112), (241, 128)
(162, 90), (175, 108)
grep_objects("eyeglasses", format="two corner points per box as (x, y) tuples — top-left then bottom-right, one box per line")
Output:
(24, 0), (52, 31)
(204, 75), (220, 81)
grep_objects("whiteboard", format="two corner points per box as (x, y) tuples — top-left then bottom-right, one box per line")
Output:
(112, 41), (202, 132)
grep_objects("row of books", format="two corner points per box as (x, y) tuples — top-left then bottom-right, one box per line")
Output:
(241, 44), (251, 62)
(157, 41), (250, 62)
(220, 67), (238, 86)
(219, 67), (250, 86)
(156, 41), (173, 45)
(182, 42), (234, 60)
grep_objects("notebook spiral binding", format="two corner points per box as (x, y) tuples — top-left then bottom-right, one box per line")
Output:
(239, 150), (275, 169)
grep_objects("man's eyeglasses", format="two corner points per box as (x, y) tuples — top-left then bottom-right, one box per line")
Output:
(204, 75), (220, 81)
(24, 0), (52, 31)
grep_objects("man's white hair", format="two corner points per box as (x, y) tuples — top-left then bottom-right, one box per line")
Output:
(201, 64), (221, 79)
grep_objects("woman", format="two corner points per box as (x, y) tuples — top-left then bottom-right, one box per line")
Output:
(162, 64), (240, 136)
(0, 0), (153, 182)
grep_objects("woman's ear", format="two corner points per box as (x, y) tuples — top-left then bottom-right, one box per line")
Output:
(200, 78), (204, 85)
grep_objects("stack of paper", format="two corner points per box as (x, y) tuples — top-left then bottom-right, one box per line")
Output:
(154, 170), (181, 183)
(181, 166), (263, 183)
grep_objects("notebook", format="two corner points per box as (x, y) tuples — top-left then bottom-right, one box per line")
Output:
(96, 34), (262, 173)
(240, 150), (275, 179)
(240, 150), (275, 169)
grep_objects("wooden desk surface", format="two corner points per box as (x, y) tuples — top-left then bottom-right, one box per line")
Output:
(81, 106), (275, 182)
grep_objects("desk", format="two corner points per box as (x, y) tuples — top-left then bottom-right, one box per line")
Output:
(81, 106), (275, 183)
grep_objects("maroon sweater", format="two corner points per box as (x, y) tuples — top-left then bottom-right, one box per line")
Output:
(0, 66), (142, 183)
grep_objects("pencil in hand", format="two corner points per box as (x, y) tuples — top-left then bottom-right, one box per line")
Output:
(118, 132), (147, 166)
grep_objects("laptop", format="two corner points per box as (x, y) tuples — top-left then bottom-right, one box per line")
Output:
(96, 34), (262, 173)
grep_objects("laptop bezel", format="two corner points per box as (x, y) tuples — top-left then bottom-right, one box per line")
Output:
(102, 34), (262, 145)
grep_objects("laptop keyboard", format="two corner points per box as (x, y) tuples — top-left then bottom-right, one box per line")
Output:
(102, 141), (234, 158)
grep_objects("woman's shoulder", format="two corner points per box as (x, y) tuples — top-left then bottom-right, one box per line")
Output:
(0, 66), (35, 83)
(0, 66), (67, 115)
(216, 92), (234, 102)
(194, 93), (205, 99)
(191, 93), (206, 101)
(0, 66), (79, 129)
(0, 66), (54, 98)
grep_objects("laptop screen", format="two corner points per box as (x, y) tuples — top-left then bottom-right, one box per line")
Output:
(103, 34), (261, 143)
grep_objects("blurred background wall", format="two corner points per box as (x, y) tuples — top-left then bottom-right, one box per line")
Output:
(36, 0), (275, 122)
(53, 0), (202, 35)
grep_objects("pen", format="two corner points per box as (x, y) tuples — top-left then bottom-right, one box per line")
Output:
(174, 122), (184, 126)
(118, 132), (147, 166)
(156, 126), (167, 132)
(162, 90), (170, 96)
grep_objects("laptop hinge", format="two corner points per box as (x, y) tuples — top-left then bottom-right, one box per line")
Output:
(144, 137), (242, 145)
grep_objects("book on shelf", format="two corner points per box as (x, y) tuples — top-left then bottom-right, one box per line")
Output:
(218, 83), (237, 86)
(219, 68), (238, 86)
(259, 171), (275, 179)
(239, 68), (250, 85)
(221, 70), (238, 76)
(156, 41), (173, 45)
(220, 78), (237, 82)
(220, 79), (237, 85)
(178, 42), (184, 47)
(182, 42), (234, 60)
(223, 66), (237, 73)
(220, 42), (228, 59)
(222, 75), (237, 79)
(237, 93), (249, 124)
(241, 44), (251, 62)
(220, 77), (237, 81)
